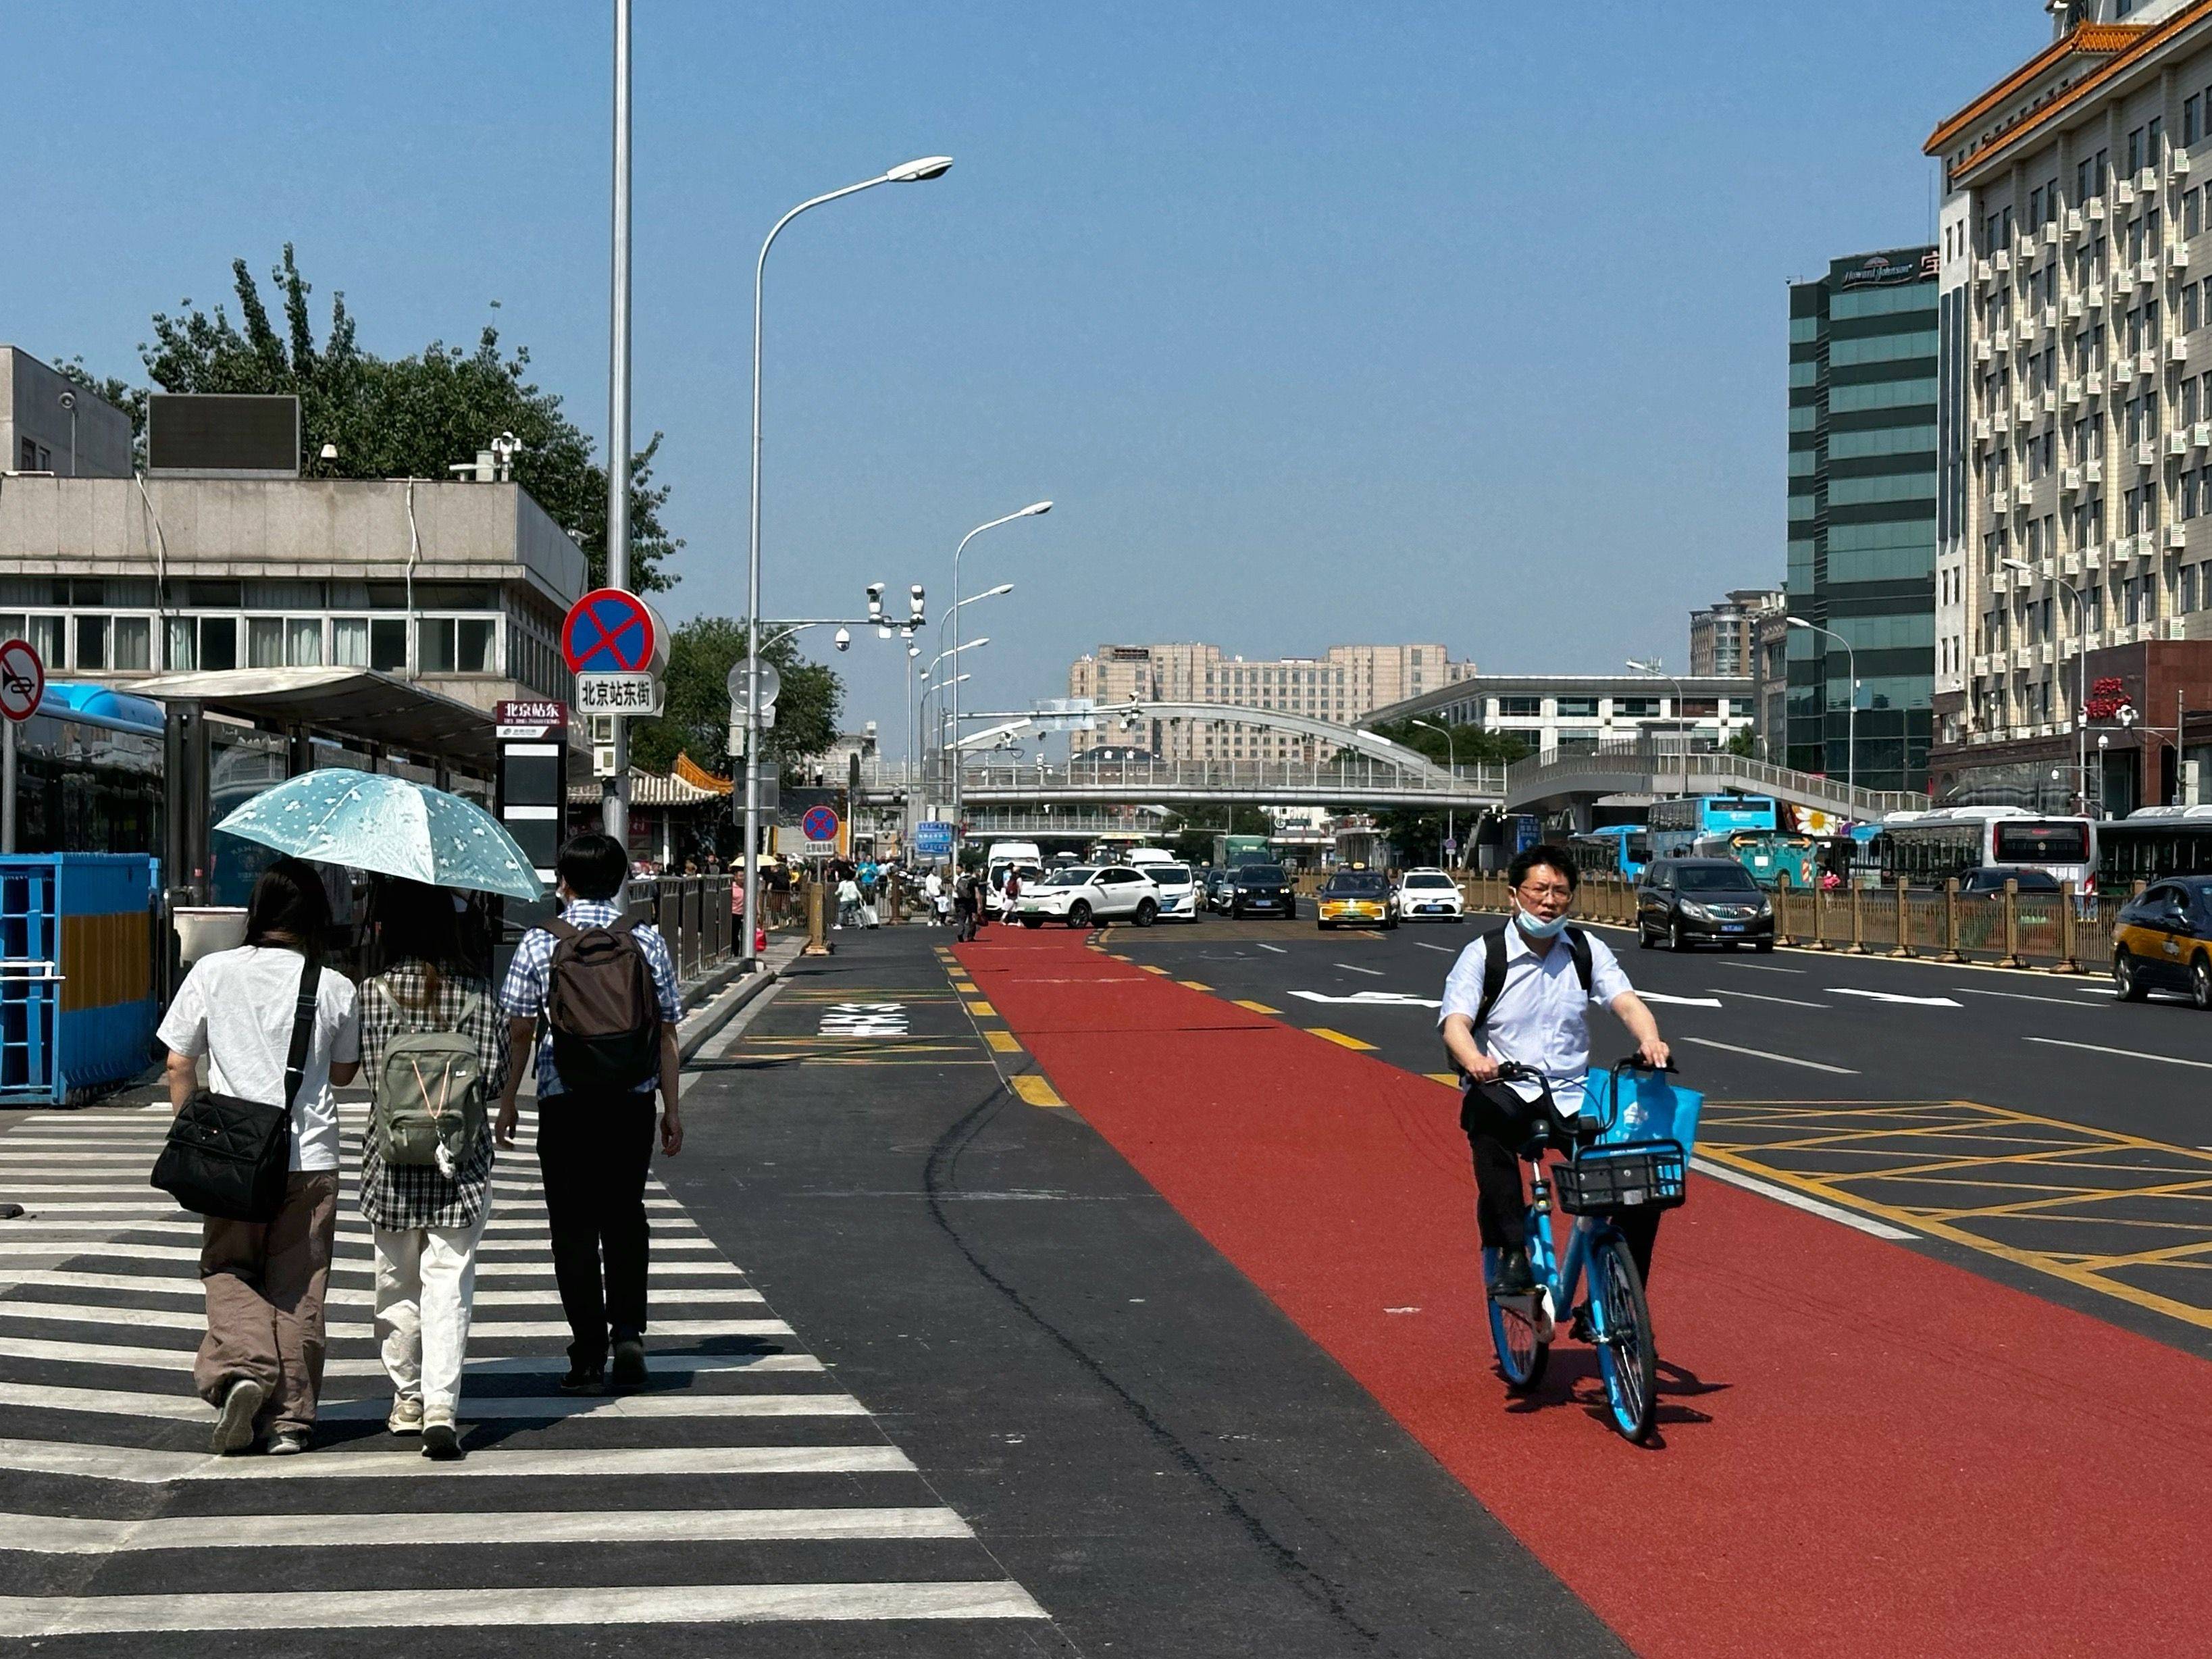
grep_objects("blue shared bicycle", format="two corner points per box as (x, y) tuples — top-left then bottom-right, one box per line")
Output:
(1481, 1059), (1687, 1444)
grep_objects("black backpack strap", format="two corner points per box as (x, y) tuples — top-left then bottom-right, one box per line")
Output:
(1472, 932), (1508, 1036)
(282, 964), (321, 1111)
(1565, 926), (1594, 996)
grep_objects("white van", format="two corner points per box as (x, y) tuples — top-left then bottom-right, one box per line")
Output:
(984, 842), (1044, 915)
(1126, 846), (1175, 868)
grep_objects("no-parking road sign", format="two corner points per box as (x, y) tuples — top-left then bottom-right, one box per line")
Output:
(0, 639), (45, 723)
(802, 805), (842, 844)
(561, 588), (667, 677)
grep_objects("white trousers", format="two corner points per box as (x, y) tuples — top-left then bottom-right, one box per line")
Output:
(372, 1217), (487, 1415)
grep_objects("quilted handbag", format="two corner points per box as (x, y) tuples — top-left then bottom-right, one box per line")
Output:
(151, 965), (320, 1223)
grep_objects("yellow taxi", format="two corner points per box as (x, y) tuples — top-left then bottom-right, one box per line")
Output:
(1316, 869), (1397, 931)
(2112, 875), (2212, 1009)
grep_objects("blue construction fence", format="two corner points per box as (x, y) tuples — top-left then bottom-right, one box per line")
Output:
(0, 854), (159, 1106)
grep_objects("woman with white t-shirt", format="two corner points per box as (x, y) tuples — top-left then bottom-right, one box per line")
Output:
(159, 859), (361, 1456)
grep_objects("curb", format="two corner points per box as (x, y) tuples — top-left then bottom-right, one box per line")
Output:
(677, 940), (802, 1062)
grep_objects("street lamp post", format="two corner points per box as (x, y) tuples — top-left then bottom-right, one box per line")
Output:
(1408, 717), (1456, 865)
(1785, 619), (1857, 796)
(923, 639), (989, 813)
(1626, 658), (1689, 801)
(948, 506), (1050, 865)
(2004, 558), (2088, 815)
(740, 153), (952, 969)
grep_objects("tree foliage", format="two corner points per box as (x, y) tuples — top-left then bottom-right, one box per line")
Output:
(1162, 803), (1274, 864)
(626, 616), (842, 781)
(1360, 719), (1529, 869)
(62, 245), (678, 592)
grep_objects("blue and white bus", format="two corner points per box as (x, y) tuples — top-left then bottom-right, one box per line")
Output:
(1566, 825), (1651, 882)
(1647, 794), (1779, 860)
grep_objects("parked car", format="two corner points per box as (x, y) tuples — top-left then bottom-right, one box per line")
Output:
(1143, 861), (1202, 922)
(1635, 857), (1774, 951)
(2112, 875), (2212, 1007)
(1014, 865), (1161, 929)
(1393, 868), (1465, 922)
(1204, 867), (1240, 913)
(1229, 863), (1296, 919)
(1316, 869), (1394, 931)
(1958, 866), (2065, 896)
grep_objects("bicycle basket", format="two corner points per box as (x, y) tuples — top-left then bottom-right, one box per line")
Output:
(1555, 1140), (1687, 1216)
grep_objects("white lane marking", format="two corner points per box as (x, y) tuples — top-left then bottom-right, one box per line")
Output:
(1712, 961), (1806, 973)
(1255, 943), (1289, 954)
(186, 1443), (913, 1481)
(1956, 987), (2111, 1007)
(0, 1271), (760, 1310)
(1830, 988), (1963, 1009)
(0, 1581), (1046, 1636)
(0, 1506), (975, 1555)
(1334, 962), (1387, 976)
(819, 1001), (909, 1036)
(0, 1304), (792, 1341)
(0, 1335), (820, 1377)
(0, 1221), (719, 1246)
(1712, 988), (1828, 1009)
(1416, 942), (1458, 953)
(0, 1380), (863, 1423)
(2024, 1037), (2212, 1069)
(1636, 992), (1724, 1009)
(0, 1245), (738, 1279)
(1679, 1036), (1859, 1075)
(1691, 1158), (1915, 1241)
(1287, 990), (1442, 1009)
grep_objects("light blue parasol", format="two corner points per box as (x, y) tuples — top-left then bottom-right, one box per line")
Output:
(215, 769), (544, 901)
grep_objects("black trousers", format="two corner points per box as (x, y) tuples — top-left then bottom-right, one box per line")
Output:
(1462, 1084), (1662, 1285)
(537, 1089), (657, 1366)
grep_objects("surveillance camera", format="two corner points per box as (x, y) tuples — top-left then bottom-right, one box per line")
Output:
(867, 582), (885, 603)
(834, 628), (852, 651)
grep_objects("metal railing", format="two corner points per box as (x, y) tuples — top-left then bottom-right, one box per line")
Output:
(1503, 742), (1928, 818)
(624, 875), (734, 981)
(952, 756), (1509, 798)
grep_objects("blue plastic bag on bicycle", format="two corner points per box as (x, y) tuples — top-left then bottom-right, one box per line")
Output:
(1583, 1063), (1703, 1156)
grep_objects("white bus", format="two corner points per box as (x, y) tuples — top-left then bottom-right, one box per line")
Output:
(1876, 807), (2098, 892)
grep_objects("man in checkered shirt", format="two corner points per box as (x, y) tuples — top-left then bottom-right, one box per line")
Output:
(496, 832), (683, 1394)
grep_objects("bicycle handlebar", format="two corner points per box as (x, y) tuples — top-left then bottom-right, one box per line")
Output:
(1485, 1056), (1682, 1150)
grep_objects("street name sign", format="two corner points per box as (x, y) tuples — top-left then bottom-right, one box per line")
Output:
(576, 673), (665, 716)
(915, 821), (954, 857)
(494, 699), (567, 742)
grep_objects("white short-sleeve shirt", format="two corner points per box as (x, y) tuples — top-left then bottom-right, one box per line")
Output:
(1437, 922), (1632, 1115)
(157, 946), (361, 1173)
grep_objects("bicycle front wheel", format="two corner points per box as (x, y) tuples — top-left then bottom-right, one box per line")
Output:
(1485, 1252), (1549, 1394)
(1591, 1233), (1657, 1442)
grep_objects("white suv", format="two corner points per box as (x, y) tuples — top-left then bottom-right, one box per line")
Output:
(1014, 865), (1162, 929)
(1393, 868), (1466, 921)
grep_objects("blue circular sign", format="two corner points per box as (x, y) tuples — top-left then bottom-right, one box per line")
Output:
(562, 588), (657, 674)
(802, 805), (840, 843)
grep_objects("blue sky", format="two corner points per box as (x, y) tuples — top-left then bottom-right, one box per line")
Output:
(15, 2), (2042, 753)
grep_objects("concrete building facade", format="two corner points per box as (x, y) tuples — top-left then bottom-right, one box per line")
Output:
(1689, 587), (1786, 678)
(1066, 642), (1476, 761)
(1368, 672), (1754, 759)
(1925, 1), (2212, 808)
(1, 348), (133, 480)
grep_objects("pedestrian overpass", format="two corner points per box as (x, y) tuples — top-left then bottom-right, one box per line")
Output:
(1501, 743), (1926, 825)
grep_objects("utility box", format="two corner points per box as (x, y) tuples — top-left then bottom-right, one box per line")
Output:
(0, 854), (159, 1104)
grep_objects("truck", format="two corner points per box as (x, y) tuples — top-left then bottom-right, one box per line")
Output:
(1212, 834), (1272, 869)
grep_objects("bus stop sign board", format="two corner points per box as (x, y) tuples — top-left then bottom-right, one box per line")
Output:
(562, 588), (665, 676)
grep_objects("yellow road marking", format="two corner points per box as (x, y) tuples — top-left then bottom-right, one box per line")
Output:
(1177, 979), (1210, 991)
(1426, 1072), (1462, 1086)
(1010, 1075), (1066, 1108)
(1306, 1027), (1375, 1052)
(966, 999), (996, 1017)
(1233, 999), (1281, 1015)
(1139, 965), (1169, 975)
(984, 1030), (1023, 1054)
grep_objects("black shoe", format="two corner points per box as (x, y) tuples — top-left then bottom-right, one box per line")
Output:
(559, 1362), (604, 1394)
(609, 1337), (646, 1392)
(1490, 1247), (1536, 1299)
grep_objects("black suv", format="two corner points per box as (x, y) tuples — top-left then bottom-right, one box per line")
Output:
(1230, 864), (1295, 919)
(1203, 867), (1238, 913)
(1636, 857), (1774, 952)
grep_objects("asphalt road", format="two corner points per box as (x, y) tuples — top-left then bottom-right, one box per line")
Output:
(1096, 908), (2212, 1360)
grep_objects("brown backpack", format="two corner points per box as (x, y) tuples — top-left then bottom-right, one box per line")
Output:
(544, 916), (662, 1090)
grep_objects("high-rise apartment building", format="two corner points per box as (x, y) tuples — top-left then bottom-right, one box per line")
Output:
(1786, 247), (1941, 794)
(1066, 642), (1476, 760)
(1923, 0), (2212, 811)
(1689, 588), (1785, 678)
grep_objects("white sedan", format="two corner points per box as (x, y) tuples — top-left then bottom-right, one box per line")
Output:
(1141, 861), (1202, 922)
(1015, 865), (1162, 929)
(1393, 869), (1466, 921)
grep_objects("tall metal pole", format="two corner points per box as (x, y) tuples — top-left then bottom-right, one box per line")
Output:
(947, 506), (1048, 869)
(602, 0), (633, 844)
(1, 720), (16, 855)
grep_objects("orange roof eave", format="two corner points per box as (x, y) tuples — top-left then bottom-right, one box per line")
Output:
(1923, 22), (2150, 159)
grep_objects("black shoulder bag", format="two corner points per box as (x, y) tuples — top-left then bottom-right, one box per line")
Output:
(151, 963), (321, 1223)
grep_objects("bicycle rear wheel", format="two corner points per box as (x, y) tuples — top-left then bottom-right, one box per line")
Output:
(1485, 1250), (1549, 1393)
(1591, 1232), (1657, 1442)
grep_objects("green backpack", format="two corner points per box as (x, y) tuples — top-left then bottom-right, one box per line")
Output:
(369, 983), (486, 1170)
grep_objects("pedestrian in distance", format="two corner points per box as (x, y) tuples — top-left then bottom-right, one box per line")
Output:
(924, 867), (944, 926)
(1437, 844), (1671, 1298)
(835, 871), (861, 930)
(495, 833), (684, 1395)
(356, 877), (510, 1460)
(159, 857), (361, 1455)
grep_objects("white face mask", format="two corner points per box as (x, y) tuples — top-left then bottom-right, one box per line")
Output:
(1516, 904), (1569, 939)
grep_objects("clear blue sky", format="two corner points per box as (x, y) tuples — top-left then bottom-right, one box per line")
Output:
(14, 1), (2042, 753)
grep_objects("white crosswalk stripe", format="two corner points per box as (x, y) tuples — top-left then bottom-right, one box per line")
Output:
(0, 1108), (1049, 1641)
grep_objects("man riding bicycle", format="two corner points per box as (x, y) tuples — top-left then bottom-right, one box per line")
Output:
(1439, 844), (1670, 1300)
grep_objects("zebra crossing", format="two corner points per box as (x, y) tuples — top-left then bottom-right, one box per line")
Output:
(0, 1102), (1052, 1646)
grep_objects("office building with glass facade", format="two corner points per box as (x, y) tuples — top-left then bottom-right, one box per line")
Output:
(1786, 247), (1941, 794)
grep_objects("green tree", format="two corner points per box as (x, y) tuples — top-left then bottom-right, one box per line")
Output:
(62, 245), (678, 592)
(1724, 728), (1757, 759)
(1359, 719), (1530, 867)
(1161, 803), (1274, 864)
(626, 617), (842, 780)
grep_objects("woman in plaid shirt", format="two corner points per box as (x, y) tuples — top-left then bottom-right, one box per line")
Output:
(356, 880), (509, 1460)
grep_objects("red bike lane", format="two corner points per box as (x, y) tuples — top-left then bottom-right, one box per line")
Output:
(957, 926), (2209, 1656)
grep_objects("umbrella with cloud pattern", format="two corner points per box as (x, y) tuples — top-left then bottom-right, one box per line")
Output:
(215, 769), (544, 901)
